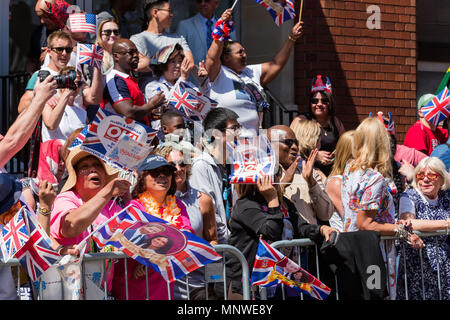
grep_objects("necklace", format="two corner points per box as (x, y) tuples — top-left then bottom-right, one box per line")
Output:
(138, 191), (183, 228)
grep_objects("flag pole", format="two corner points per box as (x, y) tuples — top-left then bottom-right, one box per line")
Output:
(298, 0), (304, 22)
(231, 0), (239, 11)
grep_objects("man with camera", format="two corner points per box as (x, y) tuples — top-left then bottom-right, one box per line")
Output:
(18, 30), (103, 144)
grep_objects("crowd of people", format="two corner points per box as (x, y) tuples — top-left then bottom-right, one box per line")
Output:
(0, 0), (449, 301)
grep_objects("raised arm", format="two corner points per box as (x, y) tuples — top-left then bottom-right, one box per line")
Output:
(82, 66), (104, 105)
(260, 21), (304, 87)
(205, 8), (233, 82)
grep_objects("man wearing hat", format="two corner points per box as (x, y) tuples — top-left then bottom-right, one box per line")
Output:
(403, 93), (449, 156)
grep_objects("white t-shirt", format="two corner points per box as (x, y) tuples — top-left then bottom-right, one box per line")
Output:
(209, 65), (262, 137)
(41, 90), (87, 143)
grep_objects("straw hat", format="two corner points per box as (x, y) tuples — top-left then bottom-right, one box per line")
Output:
(60, 147), (119, 193)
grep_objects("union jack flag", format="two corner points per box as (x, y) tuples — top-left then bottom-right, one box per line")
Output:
(77, 44), (104, 69)
(254, 0), (296, 27)
(91, 205), (222, 283)
(251, 238), (331, 300)
(68, 13), (97, 34)
(0, 207), (29, 262)
(168, 80), (217, 121)
(421, 86), (450, 126)
(15, 209), (60, 281)
(229, 135), (276, 184)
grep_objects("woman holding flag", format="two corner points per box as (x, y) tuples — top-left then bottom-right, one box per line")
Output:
(205, 7), (304, 137)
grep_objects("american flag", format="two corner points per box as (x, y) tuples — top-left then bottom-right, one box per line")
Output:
(254, 0), (296, 26)
(0, 207), (29, 262)
(421, 86), (450, 126)
(251, 238), (331, 300)
(168, 80), (217, 121)
(68, 13), (97, 33)
(15, 209), (60, 281)
(92, 205), (222, 283)
(77, 44), (104, 69)
(68, 125), (88, 150)
(229, 135), (276, 184)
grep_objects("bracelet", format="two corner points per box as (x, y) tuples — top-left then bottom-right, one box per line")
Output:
(39, 207), (51, 216)
(55, 245), (64, 255)
(288, 35), (296, 42)
(446, 219), (450, 235)
(394, 225), (410, 242)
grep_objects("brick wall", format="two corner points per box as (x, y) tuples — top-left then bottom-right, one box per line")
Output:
(294, 0), (417, 142)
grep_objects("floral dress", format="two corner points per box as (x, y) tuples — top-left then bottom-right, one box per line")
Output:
(397, 188), (450, 300)
(341, 162), (397, 299)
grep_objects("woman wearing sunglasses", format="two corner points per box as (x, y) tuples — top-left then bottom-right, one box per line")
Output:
(96, 18), (121, 74)
(291, 75), (345, 176)
(154, 144), (219, 299)
(111, 155), (193, 300)
(396, 157), (450, 300)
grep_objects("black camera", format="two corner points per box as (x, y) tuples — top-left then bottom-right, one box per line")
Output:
(38, 69), (78, 90)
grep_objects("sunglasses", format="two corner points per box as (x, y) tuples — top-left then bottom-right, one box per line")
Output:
(196, 0), (212, 3)
(225, 124), (242, 132)
(51, 46), (73, 54)
(415, 172), (441, 182)
(102, 29), (120, 36)
(311, 98), (330, 105)
(273, 138), (299, 148)
(148, 166), (174, 177)
(168, 160), (187, 168)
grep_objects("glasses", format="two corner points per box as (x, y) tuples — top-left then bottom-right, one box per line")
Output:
(311, 98), (330, 105)
(168, 160), (187, 168)
(196, 0), (212, 3)
(51, 46), (73, 54)
(273, 138), (299, 148)
(415, 172), (441, 182)
(117, 49), (139, 56)
(148, 167), (173, 177)
(225, 124), (242, 132)
(102, 29), (120, 36)
(157, 8), (174, 14)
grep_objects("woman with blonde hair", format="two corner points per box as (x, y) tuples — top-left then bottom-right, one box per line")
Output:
(96, 18), (121, 74)
(325, 130), (355, 231)
(341, 117), (423, 299)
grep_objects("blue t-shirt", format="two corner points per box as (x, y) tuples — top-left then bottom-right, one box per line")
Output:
(430, 138), (450, 171)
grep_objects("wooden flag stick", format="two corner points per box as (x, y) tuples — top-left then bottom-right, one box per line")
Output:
(298, 0), (304, 22)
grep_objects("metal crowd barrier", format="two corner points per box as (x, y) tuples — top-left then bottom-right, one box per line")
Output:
(266, 231), (449, 301)
(1, 244), (250, 301)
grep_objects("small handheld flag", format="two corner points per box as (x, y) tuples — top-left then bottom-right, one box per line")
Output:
(77, 44), (104, 69)
(254, 0), (296, 26)
(68, 13), (97, 34)
(421, 87), (450, 126)
(251, 238), (331, 300)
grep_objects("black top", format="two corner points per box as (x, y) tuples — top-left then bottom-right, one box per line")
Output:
(225, 192), (323, 294)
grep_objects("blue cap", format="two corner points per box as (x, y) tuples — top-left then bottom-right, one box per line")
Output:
(137, 155), (177, 174)
(0, 173), (23, 215)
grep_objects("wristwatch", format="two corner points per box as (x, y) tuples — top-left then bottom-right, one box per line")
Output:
(39, 207), (51, 216)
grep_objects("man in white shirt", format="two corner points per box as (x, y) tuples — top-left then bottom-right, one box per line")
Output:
(130, 0), (194, 75)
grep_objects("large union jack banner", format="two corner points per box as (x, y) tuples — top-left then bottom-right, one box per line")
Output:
(91, 205), (222, 283)
(254, 0), (296, 26)
(421, 86), (450, 126)
(251, 238), (331, 300)
(77, 43), (104, 69)
(229, 135), (277, 184)
(167, 80), (217, 122)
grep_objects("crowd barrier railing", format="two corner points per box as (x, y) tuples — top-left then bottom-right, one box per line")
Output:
(0, 244), (250, 301)
(267, 231), (448, 301)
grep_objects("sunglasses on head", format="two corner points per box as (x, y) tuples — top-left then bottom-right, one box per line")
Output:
(51, 46), (73, 54)
(415, 172), (441, 182)
(311, 98), (330, 105)
(102, 29), (120, 36)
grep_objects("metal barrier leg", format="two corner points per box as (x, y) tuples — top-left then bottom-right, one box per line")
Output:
(434, 238), (442, 300)
(401, 243), (408, 300)
(419, 248), (425, 300)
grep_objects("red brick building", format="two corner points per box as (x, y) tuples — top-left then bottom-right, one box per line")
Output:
(293, 0), (418, 141)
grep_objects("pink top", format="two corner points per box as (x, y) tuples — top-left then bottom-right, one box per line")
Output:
(50, 190), (124, 247)
(394, 144), (428, 167)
